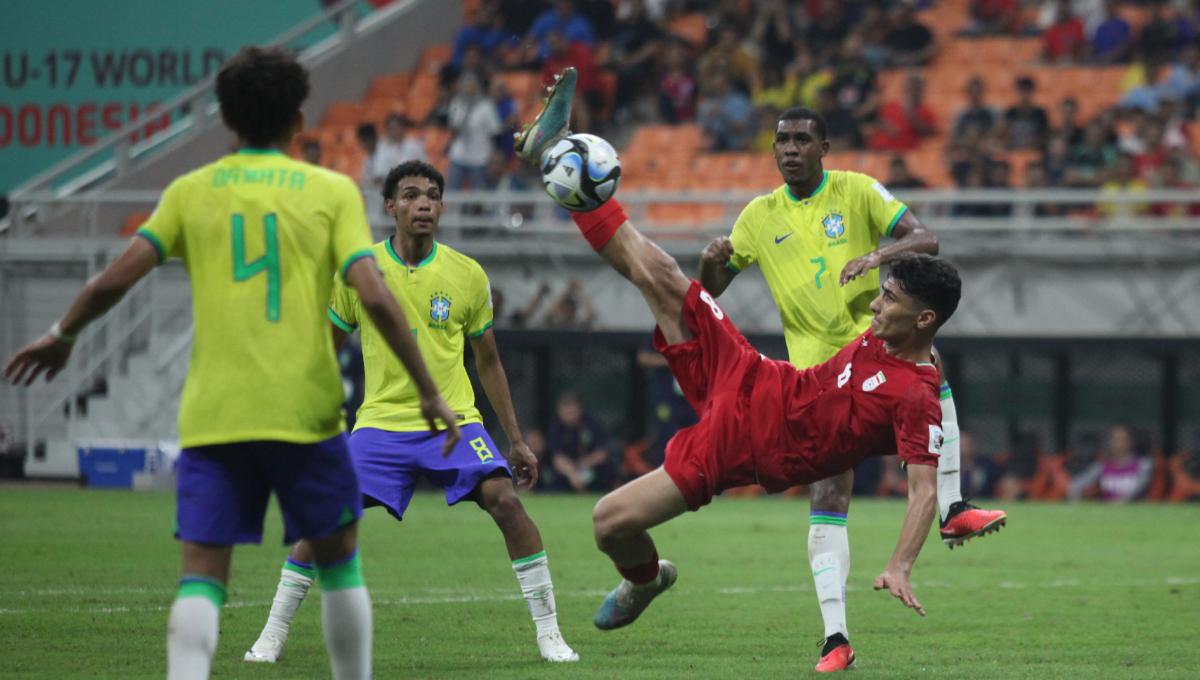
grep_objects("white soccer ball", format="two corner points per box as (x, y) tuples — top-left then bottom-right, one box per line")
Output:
(540, 133), (622, 212)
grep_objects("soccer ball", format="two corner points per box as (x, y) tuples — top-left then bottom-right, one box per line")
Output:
(540, 133), (622, 212)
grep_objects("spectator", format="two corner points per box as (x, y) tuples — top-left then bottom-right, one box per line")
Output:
(1089, 0), (1132, 64)
(753, 63), (801, 111)
(356, 123), (380, 185)
(1098, 152), (1149, 217)
(446, 73), (500, 190)
(886, 154), (928, 189)
(698, 72), (755, 151)
(984, 159), (1014, 216)
(750, 0), (799, 68)
(858, 4), (895, 68)
(1053, 97), (1085, 147)
(1149, 155), (1200, 217)
(1003, 76), (1050, 149)
(750, 106), (783, 154)
(300, 138), (322, 165)
(541, 279), (596, 330)
(451, 1), (519, 67)
(832, 33), (881, 126)
(1162, 44), (1200, 109)
(793, 46), (834, 110)
(1137, 0), (1195, 64)
(953, 76), (998, 139)
(1120, 58), (1166, 112)
(815, 85), (864, 151)
(699, 25), (760, 95)
(869, 72), (936, 151)
(504, 283), (552, 329)
(606, 0), (663, 122)
(1042, 132), (1073, 187)
(540, 28), (602, 132)
(658, 41), (698, 123)
(636, 343), (697, 470)
(1042, 0), (1086, 64)
(490, 78), (520, 158)
(803, 0), (852, 56)
(1068, 424), (1152, 502)
(960, 431), (1008, 499)
(528, 0), (596, 60)
(883, 1), (937, 67)
(1024, 159), (1063, 216)
(483, 150), (536, 228)
(546, 392), (614, 493)
(963, 0), (1021, 36)
(374, 114), (428, 183)
(1068, 119), (1118, 186)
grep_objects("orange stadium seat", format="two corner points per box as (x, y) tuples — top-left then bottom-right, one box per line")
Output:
(322, 101), (365, 127)
(363, 99), (407, 127)
(365, 73), (413, 102)
(417, 44), (453, 76)
(119, 211), (152, 236)
(406, 73), (440, 123)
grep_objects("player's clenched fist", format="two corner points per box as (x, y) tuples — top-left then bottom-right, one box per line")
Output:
(701, 237), (734, 265)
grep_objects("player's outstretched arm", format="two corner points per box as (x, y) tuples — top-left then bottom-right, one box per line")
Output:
(874, 462), (938, 616)
(4, 237), (158, 386)
(840, 210), (939, 284)
(345, 257), (461, 453)
(697, 236), (739, 297)
(470, 329), (537, 488)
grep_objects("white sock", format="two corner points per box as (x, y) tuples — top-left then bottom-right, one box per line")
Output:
(167, 578), (223, 680)
(938, 387), (964, 521)
(808, 517), (850, 641)
(321, 587), (372, 680)
(512, 551), (560, 638)
(259, 559), (314, 641)
(318, 553), (372, 680)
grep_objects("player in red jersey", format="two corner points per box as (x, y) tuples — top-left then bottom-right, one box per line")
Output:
(557, 198), (957, 651)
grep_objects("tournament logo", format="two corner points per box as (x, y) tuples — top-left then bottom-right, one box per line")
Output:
(430, 291), (452, 322)
(822, 213), (845, 239)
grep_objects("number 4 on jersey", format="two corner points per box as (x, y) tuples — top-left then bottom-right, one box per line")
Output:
(231, 213), (281, 322)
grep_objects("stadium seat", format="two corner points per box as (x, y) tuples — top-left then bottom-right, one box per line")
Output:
(1167, 452), (1200, 502)
(416, 44), (453, 76)
(365, 73), (413, 102)
(406, 73), (440, 123)
(119, 211), (153, 236)
(322, 101), (365, 127)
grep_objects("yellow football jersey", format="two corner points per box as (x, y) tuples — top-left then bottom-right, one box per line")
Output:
(728, 170), (907, 368)
(328, 239), (493, 432)
(137, 149), (374, 447)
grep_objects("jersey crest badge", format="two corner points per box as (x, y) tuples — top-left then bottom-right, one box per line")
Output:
(928, 424), (945, 454)
(430, 291), (452, 322)
(821, 213), (845, 239)
(861, 370), (886, 392)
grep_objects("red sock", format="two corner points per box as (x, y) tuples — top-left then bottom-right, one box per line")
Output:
(571, 199), (628, 251)
(616, 550), (660, 585)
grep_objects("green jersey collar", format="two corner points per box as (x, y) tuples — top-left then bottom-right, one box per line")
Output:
(386, 238), (438, 269)
(236, 148), (285, 156)
(785, 171), (828, 202)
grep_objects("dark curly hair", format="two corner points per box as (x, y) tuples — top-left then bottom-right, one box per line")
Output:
(888, 253), (961, 329)
(382, 161), (445, 201)
(216, 47), (309, 148)
(778, 107), (828, 141)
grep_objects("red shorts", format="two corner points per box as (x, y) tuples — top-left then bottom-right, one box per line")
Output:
(654, 281), (769, 510)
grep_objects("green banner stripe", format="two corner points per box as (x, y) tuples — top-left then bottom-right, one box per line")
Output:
(511, 550), (547, 566)
(317, 552), (365, 591)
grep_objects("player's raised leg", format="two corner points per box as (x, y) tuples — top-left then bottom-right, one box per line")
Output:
(167, 543), (231, 680)
(476, 475), (579, 662)
(245, 541), (317, 663)
(591, 467), (687, 630)
(808, 474), (855, 672)
(935, 380), (1007, 548)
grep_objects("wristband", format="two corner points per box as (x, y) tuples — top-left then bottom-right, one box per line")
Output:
(49, 321), (77, 345)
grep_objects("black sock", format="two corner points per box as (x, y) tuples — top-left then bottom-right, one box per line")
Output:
(822, 632), (849, 655)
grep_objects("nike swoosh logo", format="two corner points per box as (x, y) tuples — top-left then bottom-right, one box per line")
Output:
(812, 567), (835, 577)
(774, 232), (794, 244)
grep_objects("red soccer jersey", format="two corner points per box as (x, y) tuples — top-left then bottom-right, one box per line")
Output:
(748, 330), (944, 489)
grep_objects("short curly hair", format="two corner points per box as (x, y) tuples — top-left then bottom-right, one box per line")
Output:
(382, 161), (445, 201)
(888, 253), (961, 329)
(216, 47), (309, 148)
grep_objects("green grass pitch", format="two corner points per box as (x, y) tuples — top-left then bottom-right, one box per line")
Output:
(1, 488), (1197, 679)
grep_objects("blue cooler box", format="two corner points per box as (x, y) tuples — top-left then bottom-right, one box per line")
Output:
(77, 446), (149, 488)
